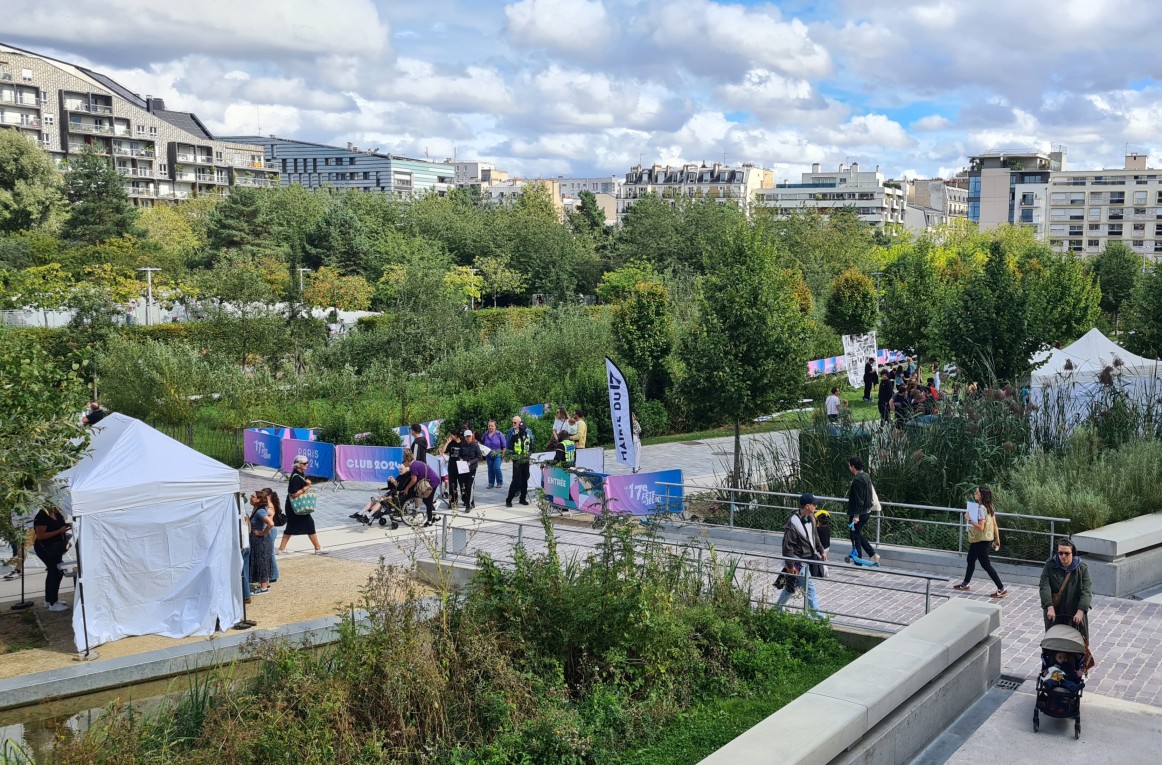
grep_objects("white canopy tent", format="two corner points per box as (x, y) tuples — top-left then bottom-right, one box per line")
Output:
(1030, 328), (1162, 430)
(53, 414), (243, 653)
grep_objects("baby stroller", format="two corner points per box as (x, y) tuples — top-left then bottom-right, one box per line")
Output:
(363, 480), (427, 530)
(1033, 624), (1088, 739)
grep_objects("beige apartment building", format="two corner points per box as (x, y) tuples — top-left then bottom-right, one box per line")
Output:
(617, 162), (774, 221)
(0, 43), (278, 205)
(756, 163), (906, 227)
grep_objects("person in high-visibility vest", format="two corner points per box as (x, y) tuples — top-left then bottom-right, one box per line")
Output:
(505, 416), (534, 508)
(555, 430), (576, 465)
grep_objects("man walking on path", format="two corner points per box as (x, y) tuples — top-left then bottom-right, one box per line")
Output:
(846, 456), (880, 563)
(505, 416), (534, 507)
(1040, 538), (1092, 639)
(776, 493), (827, 618)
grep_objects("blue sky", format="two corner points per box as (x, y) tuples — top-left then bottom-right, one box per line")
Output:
(6, 0), (1162, 180)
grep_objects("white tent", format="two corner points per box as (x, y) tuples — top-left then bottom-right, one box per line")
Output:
(53, 414), (243, 652)
(1030, 328), (1162, 429)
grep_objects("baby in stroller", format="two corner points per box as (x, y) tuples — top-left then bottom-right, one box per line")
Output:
(1034, 623), (1089, 738)
(1042, 651), (1083, 693)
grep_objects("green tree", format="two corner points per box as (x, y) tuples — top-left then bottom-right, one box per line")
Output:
(1124, 263), (1162, 359)
(0, 332), (89, 541)
(0, 263), (71, 325)
(474, 253), (526, 307)
(61, 147), (140, 244)
(1091, 241), (1141, 333)
(609, 194), (683, 270)
(676, 223), (810, 486)
(937, 241), (1038, 383)
(0, 129), (66, 234)
(97, 335), (209, 426)
(443, 265), (483, 307)
(612, 280), (672, 397)
(192, 252), (288, 367)
(205, 187), (273, 255)
(824, 267), (878, 336)
(596, 260), (660, 304)
(303, 265), (374, 312)
(878, 243), (944, 357)
(1021, 248), (1101, 347)
(304, 197), (373, 274)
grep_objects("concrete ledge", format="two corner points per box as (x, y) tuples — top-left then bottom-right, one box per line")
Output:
(1073, 512), (1162, 559)
(0, 613), (356, 713)
(697, 598), (1001, 765)
(413, 557), (478, 591)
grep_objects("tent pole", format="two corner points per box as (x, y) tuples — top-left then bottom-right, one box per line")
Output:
(76, 516), (93, 659)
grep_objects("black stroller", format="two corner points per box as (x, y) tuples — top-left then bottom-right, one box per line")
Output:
(1033, 624), (1088, 739)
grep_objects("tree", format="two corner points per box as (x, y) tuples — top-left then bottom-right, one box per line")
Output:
(474, 253), (525, 307)
(443, 265), (483, 308)
(0, 263), (71, 324)
(1124, 263), (1162, 359)
(205, 187), (273, 255)
(612, 280), (672, 397)
(1091, 242), (1141, 333)
(596, 260), (660, 304)
(878, 243), (944, 357)
(138, 202), (204, 269)
(193, 252), (289, 367)
(61, 147), (139, 244)
(824, 268), (878, 336)
(304, 198), (373, 274)
(0, 129), (66, 234)
(937, 241), (1038, 384)
(1021, 249), (1101, 347)
(676, 223), (811, 487)
(303, 265), (374, 313)
(0, 332), (89, 542)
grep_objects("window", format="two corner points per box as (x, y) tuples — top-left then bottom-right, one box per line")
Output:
(149, 126), (157, 136)
(1108, 224), (1123, 236)
(1135, 207), (1148, 216)
(362, 171), (369, 180)
(1068, 225), (1084, 236)
(1051, 208), (1067, 220)
(1134, 223), (1146, 233)
(1051, 192), (1068, 204)
(1133, 240), (1145, 248)
(1090, 192), (1104, 204)
(1089, 223), (1101, 231)
(969, 176), (981, 196)
(323, 157), (331, 166)
(1049, 224), (1066, 236)
(215, 151), (223, 161)
(1134, 191), (1147, 204)
(1109, 208), (1124, 220)
(349, 157), (356, 165)
(158, 163), (167, 174)
(1020, 209), (1034, 223)
(41, 131), (50, 144)
(1069, 240), (1082, 252)
(1088, 207), (1101, 220)
(1109, 192), (1125, 204)
(136, 124), (145, 135)
(20, 68), (32, 82)
(1087, 239), (1099, 248)
(968, 201), (980, 220)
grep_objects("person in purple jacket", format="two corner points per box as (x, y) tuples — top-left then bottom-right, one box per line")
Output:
(481, 419), (507, 489)
(400, 450), (439, 526)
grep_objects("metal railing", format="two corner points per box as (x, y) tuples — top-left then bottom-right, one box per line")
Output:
(433, 511), (949, 629)
(656, 483), (1069, 562)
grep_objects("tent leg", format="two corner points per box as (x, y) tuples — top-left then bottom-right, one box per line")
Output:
(75, 518), (96, 660)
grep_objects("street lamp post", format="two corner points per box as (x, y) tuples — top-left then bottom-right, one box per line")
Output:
(298, 268), (310, 293)
(136, 267), (161, 325)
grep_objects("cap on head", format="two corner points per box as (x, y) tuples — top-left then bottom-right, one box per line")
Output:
(799, 492), (816, 507)
(463, 429), (474, 437)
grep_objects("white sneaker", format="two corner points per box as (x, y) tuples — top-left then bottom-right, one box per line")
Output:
(47, 602), (69, 612)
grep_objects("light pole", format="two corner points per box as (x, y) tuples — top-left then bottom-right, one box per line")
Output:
(298, 268), (310, 293)
(136, 267), (161, 325)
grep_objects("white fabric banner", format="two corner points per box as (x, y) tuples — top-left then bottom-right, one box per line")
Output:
(72, 494), (242, 651)
(605, 358), (637, 469)
(841, 332), (878, 390)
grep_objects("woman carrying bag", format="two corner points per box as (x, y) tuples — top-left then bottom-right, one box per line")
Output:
(33, 505), (72, 612)
(953, 486), (1008, 598)
(277, 455), (323, 555)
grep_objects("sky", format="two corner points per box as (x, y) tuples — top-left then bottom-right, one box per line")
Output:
(5, 0), (1162, 182)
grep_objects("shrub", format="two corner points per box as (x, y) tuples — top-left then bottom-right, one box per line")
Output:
(635, 398), (669, 438)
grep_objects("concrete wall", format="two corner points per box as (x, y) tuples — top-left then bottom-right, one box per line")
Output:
(697, 599), (1002, 765)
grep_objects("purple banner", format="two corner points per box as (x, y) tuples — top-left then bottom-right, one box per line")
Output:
(335, 445), (405, 483)
(807, 349), (905, 378)
(243, 429), (282, 469)
(279, 438), (335, 479)
(578, 470), (684, 516)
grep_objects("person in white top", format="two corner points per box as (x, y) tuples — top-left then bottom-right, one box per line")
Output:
(825, 388), (842, 422)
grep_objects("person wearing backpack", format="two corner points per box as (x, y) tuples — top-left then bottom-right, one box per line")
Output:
(776, 493), (827, 618)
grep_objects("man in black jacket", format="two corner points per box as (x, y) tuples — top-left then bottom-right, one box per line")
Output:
(876, 370), (894, 422)
(456, 430), (483, 511)
(863, 358), (877, 402)
(846, 456), (879, 563)
(776, 493), (827, 617)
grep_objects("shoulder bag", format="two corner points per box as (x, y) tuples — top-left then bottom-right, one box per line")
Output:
(290, 490), (317, 515)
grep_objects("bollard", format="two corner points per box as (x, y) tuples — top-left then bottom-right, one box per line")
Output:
(925, 579), (931, 613)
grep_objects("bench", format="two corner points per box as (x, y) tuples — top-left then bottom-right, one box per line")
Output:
(1072, 512), (1162, 559)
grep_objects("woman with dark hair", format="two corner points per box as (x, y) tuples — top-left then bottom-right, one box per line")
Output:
(438, 428), (464, 509)
(278, 456), (323, 554)
(249, 490), (274, 594)
(261, 488), (281, 582)
(33, 505), (71, 611)
(953, 486), (1008, 597)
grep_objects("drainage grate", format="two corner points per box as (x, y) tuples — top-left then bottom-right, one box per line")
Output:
(995, 676), (1024, 691)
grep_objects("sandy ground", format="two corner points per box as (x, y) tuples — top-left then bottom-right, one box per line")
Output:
(0, 552), (384, 679)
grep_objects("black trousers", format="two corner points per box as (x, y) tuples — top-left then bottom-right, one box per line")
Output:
(34, 544), (65, 604)
(878, 400), (890, 421)
(405, 485), (437, 523)
(963, 540), (1004, 590)
(457, 469), (477, 508)
(849, 513), (876, 559)
(863, 381), (874, 400)
(447, 466), (459, 503)
(507, 462), (530, 502)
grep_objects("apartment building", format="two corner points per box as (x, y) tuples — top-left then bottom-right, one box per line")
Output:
(755, 163), (906, 227)
(618, 162), (774, 221)
(453, 161), (509, 186)
(223, 136), (454, 198)
(0, 43), (278, 204)
(1034, 154), (1162, 261)
(963, 149), (1063, 227)
(483, 178), (565, 219)
(902, 178), (969, 233)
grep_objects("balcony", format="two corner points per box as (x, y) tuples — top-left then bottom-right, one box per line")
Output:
(68, 121), (114, 135)
(113, 146), (155, 158)
(192, 155), (216, 166)
(3, 115), (42, 129)
(173, 170), (197, 181)
(232, 157), (272, 169)
(233, 176), (277, 187)
(195, 173), (228, 184)
(0, 93), (41, 107)
(116, 167), (153, 178)
(124, 186), (155, 198)
(67, 103), (114, 115)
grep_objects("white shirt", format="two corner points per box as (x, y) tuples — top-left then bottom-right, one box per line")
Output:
(825, 395), (841, 416)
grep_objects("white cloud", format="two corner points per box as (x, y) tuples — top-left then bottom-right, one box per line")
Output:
(505, 0), (615, 55)
(817, 114), (914, 149)
(912, 115), (952, 131)
(377, 58), (515, 114)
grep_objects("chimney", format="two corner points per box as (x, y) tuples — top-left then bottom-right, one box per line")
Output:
(811, 162), (821, 173)
(838, 163), (846, 173)
(850, 162), (859, 173)
(145, 96), (166, 113)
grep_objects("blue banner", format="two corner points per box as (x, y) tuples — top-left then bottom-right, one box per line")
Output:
(280, 438), (335, 479)
(243, 429), (282, 469)
(396, 418), (442, 449)
(519, 403), (549, 419)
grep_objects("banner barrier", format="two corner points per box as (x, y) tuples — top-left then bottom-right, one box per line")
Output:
(807, 348), (905, 378)
(519, 403), (550, 419)
(842, 332), (879, 389)
(396, 418), (442, 449)
(279, 438), (336, 479)
(243, 429), (282, 469)
(541, 468), (684, 516)
(574, 446), (605, 472)
(334, 445), (405, 483)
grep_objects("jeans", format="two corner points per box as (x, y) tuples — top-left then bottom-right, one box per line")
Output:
(486, 453), (504, 487)
(963, 540), (1003, 591)
(849, 513), (876, 559)
(776, 572), (822, 618)
(241, 546), (251, 597)
(35, 544), (65, 605)
(269, 527), (280, 582)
